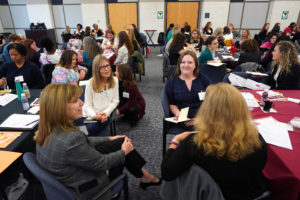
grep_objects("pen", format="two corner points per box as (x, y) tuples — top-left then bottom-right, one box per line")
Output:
(25, 119), (39, 126)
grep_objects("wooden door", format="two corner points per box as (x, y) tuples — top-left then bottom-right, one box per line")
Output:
(108, 3), (137, 35)
(167, 2), (199, 31)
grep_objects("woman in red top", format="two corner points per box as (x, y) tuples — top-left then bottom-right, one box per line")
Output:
(115, 64), (145, 127)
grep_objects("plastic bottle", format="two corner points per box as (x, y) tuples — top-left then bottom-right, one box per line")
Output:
(21, 93), (30, 111)
(22, 83), (31, 99)
(15, 81), (23, 101)
(260, 89), (268, 106)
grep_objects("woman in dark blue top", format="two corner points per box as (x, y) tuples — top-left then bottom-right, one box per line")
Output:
(0, 43), (45, 89)
(165, 51), (211, 133)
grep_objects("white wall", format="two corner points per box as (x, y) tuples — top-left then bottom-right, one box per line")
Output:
(81, 0), (107, 30)
(26, 0), (55, 29)
(199, 0), (230, 31)
(267, 0), (300, 32)
(0, 18), (3, 33)
(139, 0), (164, 45)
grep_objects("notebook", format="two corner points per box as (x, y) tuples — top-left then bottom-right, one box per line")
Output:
(0, 114), (39, 130)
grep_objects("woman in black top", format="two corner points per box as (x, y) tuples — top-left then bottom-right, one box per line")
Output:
(168, 33), (191, 65)
(258, 23), (270, 42)
(203, 22), (213, 35)
(267, 40), (300, 89)
(162, 83), (267, 200)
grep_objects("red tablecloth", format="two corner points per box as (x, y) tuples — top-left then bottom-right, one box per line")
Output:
(246, 90), (300, 200)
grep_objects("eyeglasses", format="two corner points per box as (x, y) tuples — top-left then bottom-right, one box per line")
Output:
(99, 64), (111, 70)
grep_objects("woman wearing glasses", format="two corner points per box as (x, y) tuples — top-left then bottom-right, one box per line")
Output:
(83, 54), (119, 136)
(51, 50), (87, 85)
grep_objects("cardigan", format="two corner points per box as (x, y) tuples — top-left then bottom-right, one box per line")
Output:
(83, 77), (119, 118)
(161, 134), (268, 200)
(0, 60), (45, 89)
(36, 129), (124, 200)
(117, 82), (145, 119)
(267, 63), (300, 90)
(114, 45), (129, 65)
(198, 47), (214, 65)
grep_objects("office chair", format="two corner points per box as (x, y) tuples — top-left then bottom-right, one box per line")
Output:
(23, 152), (128, 200)
(162, 52), (176, 83)
(41, 64), (56, 86)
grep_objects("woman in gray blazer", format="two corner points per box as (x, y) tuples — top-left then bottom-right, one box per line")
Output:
(34, 83), (160, 200)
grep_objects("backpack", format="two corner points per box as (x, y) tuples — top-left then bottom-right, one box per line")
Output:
(158, 32), (166, 46)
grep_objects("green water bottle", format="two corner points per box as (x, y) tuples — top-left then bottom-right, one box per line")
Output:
(15, 81), (23, 101)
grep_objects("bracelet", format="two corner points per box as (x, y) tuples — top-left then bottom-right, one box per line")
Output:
(169, 140), (179, 146)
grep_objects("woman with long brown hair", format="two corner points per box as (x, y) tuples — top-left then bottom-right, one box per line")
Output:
(115, 64), (145, 127)
(114, 31), (134, 65)
(168, 32), (191, 65)
(23, 39), (40, 67)
(162, 83), (267, 200)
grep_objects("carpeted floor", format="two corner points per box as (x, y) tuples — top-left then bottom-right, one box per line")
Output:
(116, 46), (166, 200)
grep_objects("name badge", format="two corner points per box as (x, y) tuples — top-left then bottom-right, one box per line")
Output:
(198, 92), (205, 101)
(123, 92), (129, 98)
(15, 75), (24, 82)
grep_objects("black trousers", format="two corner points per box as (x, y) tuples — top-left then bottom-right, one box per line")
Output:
(94, 138), (146, 180)
(124, 105), (139, 122)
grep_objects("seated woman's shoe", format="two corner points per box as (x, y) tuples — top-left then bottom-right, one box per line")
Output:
(140, 178), (162, 190)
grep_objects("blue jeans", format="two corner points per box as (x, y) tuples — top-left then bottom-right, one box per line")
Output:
(75, 117), (110, 137)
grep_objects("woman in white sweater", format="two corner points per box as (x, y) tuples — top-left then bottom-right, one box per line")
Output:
(83, 54), (119, 136)
(114, 31), (134, 65)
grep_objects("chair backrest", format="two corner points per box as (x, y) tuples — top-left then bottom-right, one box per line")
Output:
(160, 86), (170, 118)
(81, 63), (93, 80)
(41, 64), (56, 85)
(160, 164), (225, 200)
(199, 64), (226, 84)
(23, 152), (75, 200)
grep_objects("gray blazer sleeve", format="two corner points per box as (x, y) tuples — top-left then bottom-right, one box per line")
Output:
(88, 136), (110, 147)
(66, 131), (125, 172)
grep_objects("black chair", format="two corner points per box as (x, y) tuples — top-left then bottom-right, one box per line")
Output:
(80, 63), (93, 80)
(162, 52), (176, 83)
(41, 64), (56, 85)
(23, 152), (129, 200)
(199, 64), (226, 84)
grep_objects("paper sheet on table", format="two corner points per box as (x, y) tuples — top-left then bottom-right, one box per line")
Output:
(0, 114), (39, 130)
(222, 55), (234, 60)
(0, 131), (22, 148)
(246, 71), (269, 76)
(241, 92), (260, 107)
(288, 98), (300, 104)
(255, 117), (293, 150)
(165, 107), (190, 123)
(0, 150), (22, 174)
(103, 51), (114, 59)
(207, 62), (224, 67)
(229, 73), (246, 87)
(0, 93), (17, 106)
(244, 79), (271, 90)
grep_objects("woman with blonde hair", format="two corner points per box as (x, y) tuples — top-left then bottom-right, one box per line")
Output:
(82, 36), (102, 65)
(188, 29), (205, 52)
(61, 25), (72, 43)
(83, 54), (119, 136)
(167, 24), (181, 41)
(35, 83), (160, 200)
(162, 83), (267, 200)
(127, 29), (140, 51)
(267, 40), (300, 89)
(213, 27), (225, 48)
